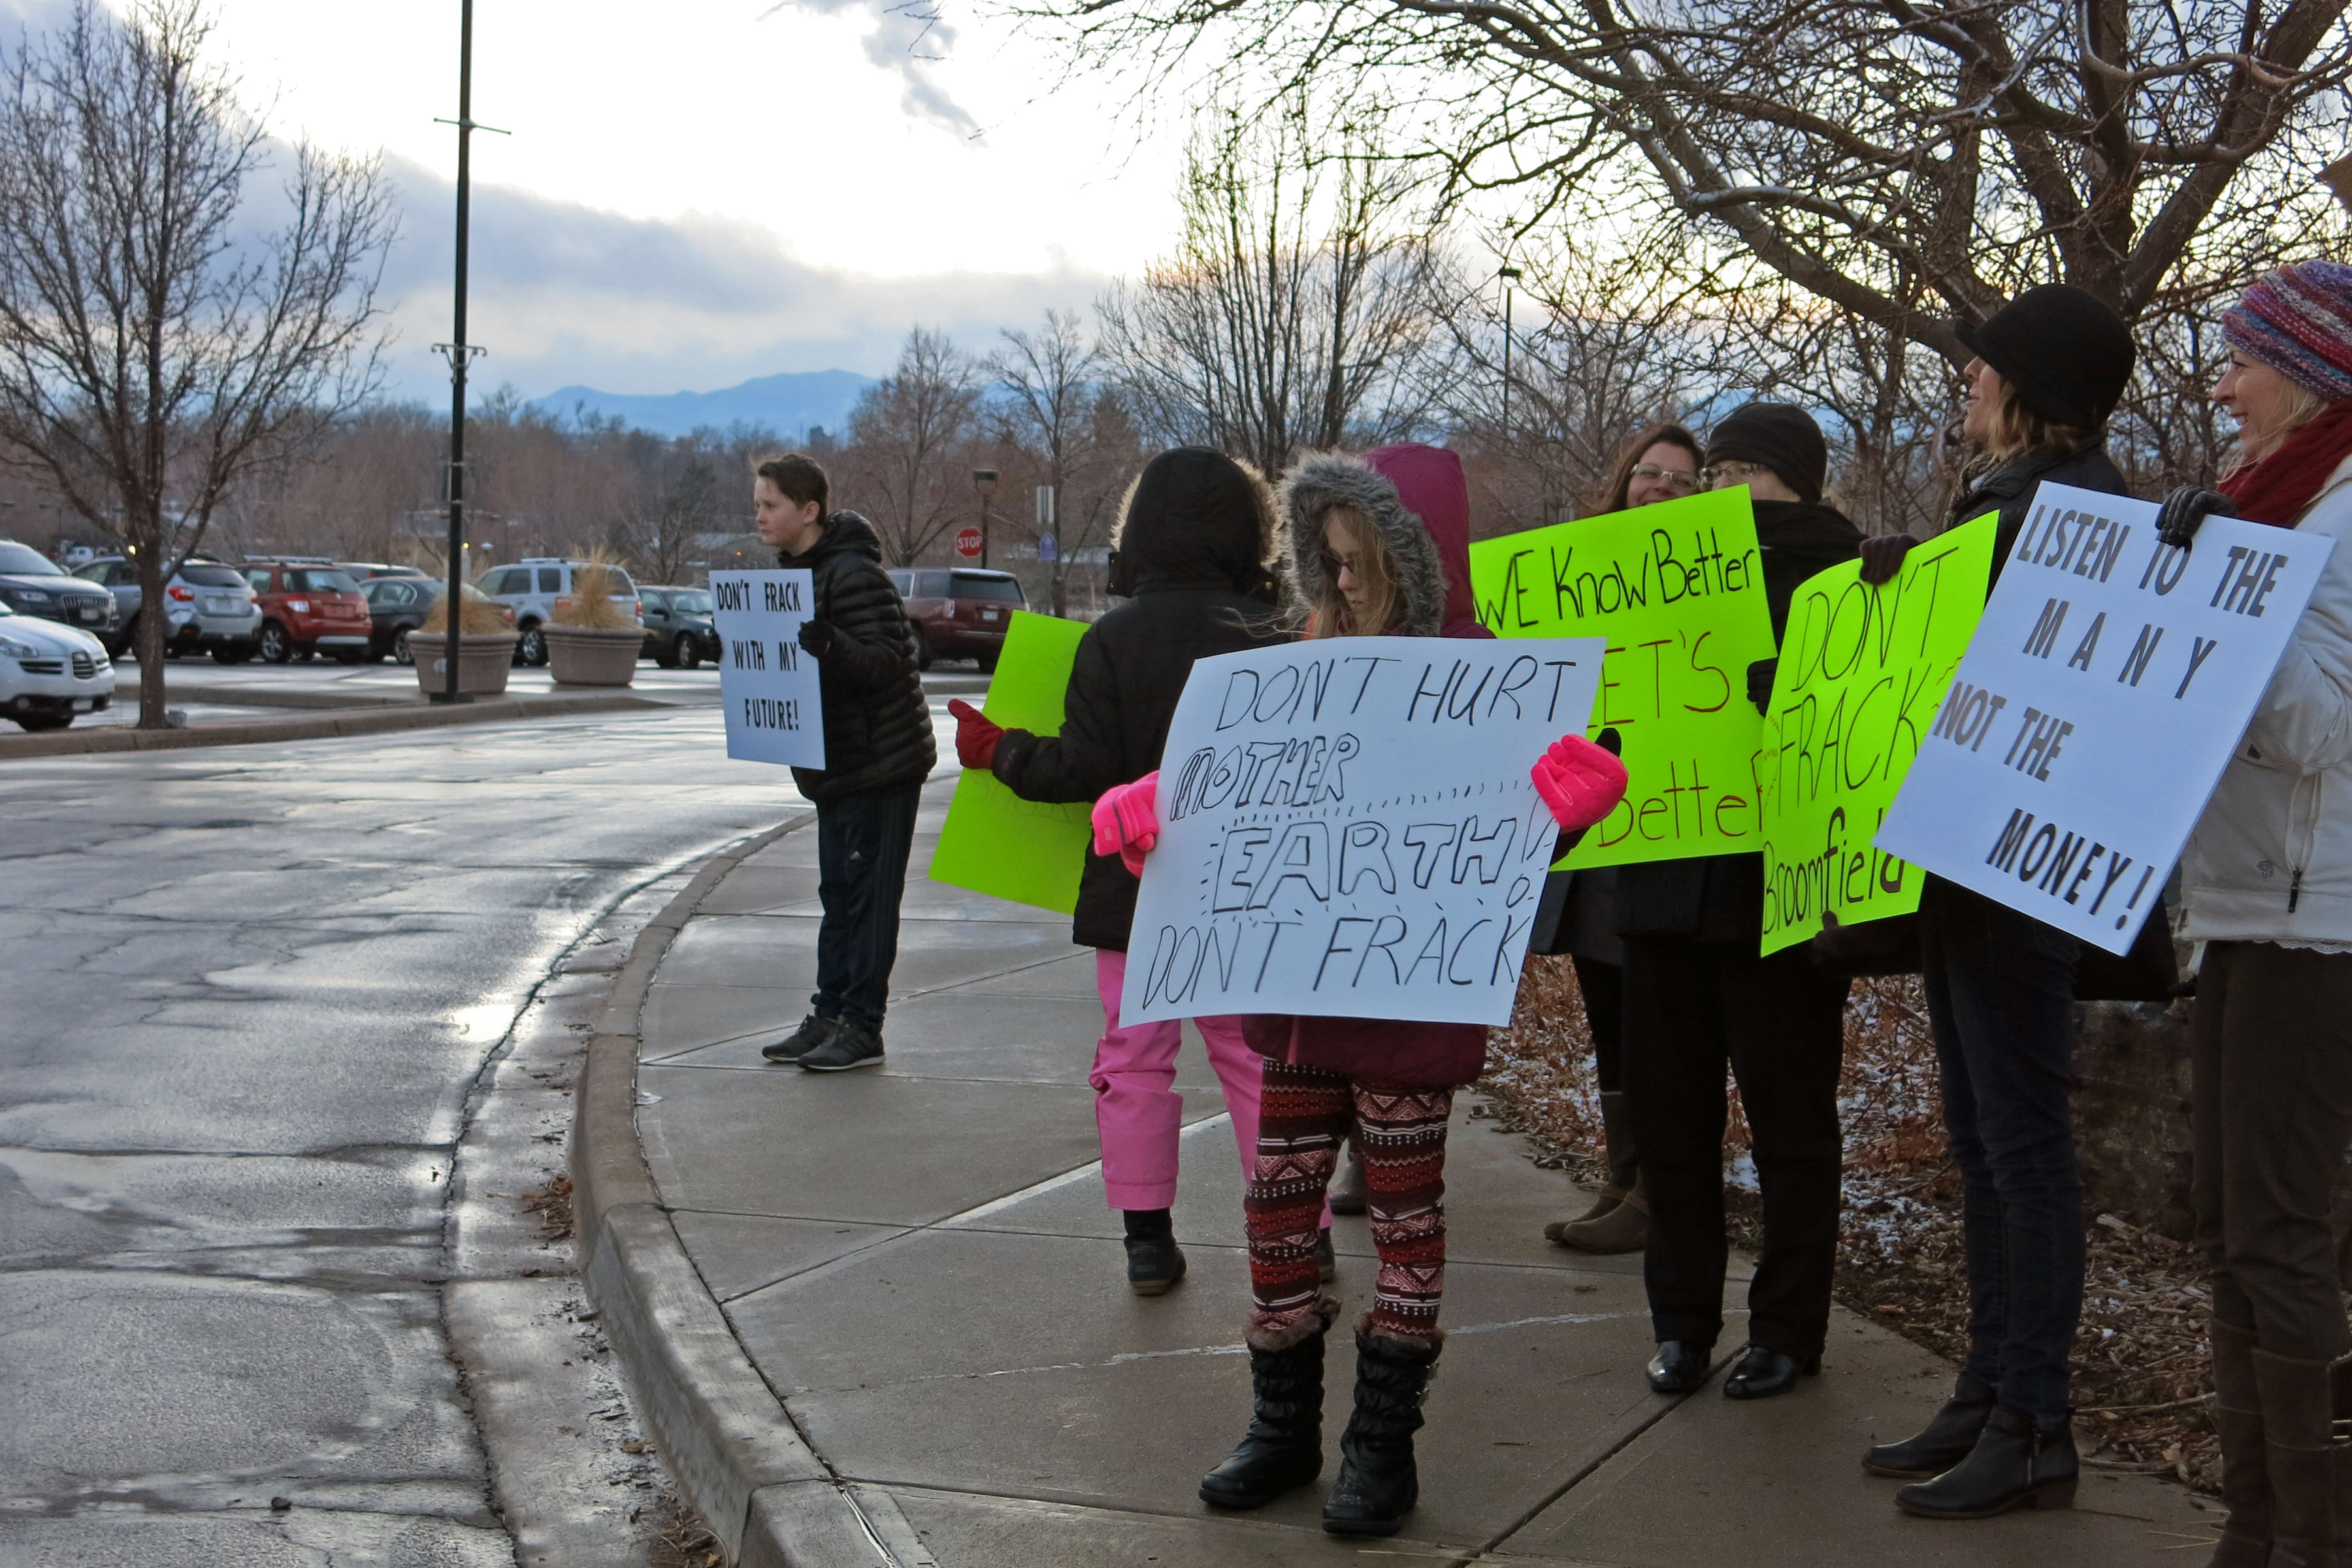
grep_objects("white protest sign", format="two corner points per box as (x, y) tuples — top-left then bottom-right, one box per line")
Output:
(710, 570), (826, 768)
(1876, 483), (2333, 954)
(1120, 637), (1606, 1028)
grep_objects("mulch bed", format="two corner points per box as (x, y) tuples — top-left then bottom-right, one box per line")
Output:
(1481, 955), (2223, 1491)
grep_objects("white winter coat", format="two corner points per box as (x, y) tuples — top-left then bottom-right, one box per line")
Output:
(2180, 453), (2352, 945)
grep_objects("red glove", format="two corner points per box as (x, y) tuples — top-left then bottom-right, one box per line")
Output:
(1531, 734), (1629, 831)
(1092, 771), (1160, 877)
(1857, 534), (1917, 587)
(948, 698), (1004, 770)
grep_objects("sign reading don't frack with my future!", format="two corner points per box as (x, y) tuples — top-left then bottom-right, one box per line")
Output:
(1876, 483), (2334, 955)
(710, 569), (825, 769)
(1120, 638), (1605, 1030)
(1469, 489), (1778, 869)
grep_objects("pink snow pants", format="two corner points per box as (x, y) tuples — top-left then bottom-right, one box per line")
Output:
(1092, 949), (1307, 1215)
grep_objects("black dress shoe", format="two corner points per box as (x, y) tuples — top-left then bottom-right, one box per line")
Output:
(1896, 1405), (2078, 1518)
(1722, 1344), (1820, 1400)
(1645, 1340), (1716, 1394)
(1863, 1374), (1997, 1477)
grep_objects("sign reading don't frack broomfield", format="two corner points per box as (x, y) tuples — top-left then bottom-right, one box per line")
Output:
(1470, 489), (1776, 868)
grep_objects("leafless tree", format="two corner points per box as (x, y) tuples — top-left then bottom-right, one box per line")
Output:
(0, 0), (394, 725)
(1096, 101), (1455, 478)
(988, 310), (1132, 615)
(839, 327), (983, 566)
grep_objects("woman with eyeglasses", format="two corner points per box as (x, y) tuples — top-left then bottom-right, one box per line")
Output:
(1852, 285), (2136, 1520)
(1538, 421), (1705, 1258)
(1613, 402), (1862, 1406)
(1093, 442), (1627, 1536)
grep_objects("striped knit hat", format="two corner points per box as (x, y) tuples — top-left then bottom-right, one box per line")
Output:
(2223, 260), (2352, 402)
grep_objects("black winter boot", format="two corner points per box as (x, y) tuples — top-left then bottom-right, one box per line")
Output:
(1862, 1371), (1997, 1477)
(1322, 1330), (1439, 1537)
(2206, 1320), (2272, 1567)
(1330, 1140), (1369, 1217)
(1122, 1209), (1186, 1296)
(1895, 1405), (2078, 1518)
(1200, 1322), (1329, 1509)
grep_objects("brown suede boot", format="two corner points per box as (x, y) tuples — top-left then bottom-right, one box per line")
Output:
(2207, 1320), (2271, 1567)
(1545, 1090), (1642, 1247)
(1330, 1140), (1369, 1217)
(2251, 1344), (2352, 1568)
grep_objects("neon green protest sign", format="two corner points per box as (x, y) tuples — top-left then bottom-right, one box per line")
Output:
(928, 610), (1094, 915)
(1470, 488), (1775, 868)
(1755, 514), (1997, 954)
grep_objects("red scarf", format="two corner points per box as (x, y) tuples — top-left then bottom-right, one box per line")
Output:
(2218, 400), (2352, 526)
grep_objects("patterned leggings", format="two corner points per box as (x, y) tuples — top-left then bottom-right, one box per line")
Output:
(1246, 1058), (1455, 1347)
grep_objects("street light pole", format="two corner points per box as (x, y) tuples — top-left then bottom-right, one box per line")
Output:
(1498, 265), (1522, 444)
(431, 0), (502, 704)
(973, 468), (999, 570)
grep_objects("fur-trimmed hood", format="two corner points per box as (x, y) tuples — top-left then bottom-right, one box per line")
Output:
(1279, 444), (1488, 638)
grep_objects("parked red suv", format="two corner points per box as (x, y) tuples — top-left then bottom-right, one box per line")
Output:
(887, 568), (1026, 672)
(242, 559), (374, 664)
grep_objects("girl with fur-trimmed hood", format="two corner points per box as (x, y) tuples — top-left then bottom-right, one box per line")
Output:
(1092, 442), (1628, 1537)
(946, 448), (1316, 1298)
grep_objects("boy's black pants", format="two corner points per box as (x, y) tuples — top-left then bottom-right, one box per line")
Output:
(813, 782), (922, 1032)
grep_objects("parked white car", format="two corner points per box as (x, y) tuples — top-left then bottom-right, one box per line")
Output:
(0, 601), (113, 730)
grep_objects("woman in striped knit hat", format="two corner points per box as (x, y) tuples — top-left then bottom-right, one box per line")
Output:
(2150, 258), (2352, 1568)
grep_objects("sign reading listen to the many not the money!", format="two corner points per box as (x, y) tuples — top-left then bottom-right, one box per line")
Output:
(1876, 483), (2334, 956)
(1120, 637), (1605, 1029)
(1469, 489), (1776, 867)
(709, 569), (826, 769)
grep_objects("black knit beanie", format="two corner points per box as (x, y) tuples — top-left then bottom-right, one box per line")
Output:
(1705, 402), (1828, 504)
(1956, 284), (2135, 430)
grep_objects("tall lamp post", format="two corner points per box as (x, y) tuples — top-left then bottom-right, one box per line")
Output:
(1497, 265), (1523, 444)
(972, 468), (999, 570)
(429, 0), (503, 703)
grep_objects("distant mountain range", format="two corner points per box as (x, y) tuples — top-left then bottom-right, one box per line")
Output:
(528, 369), (877, 440)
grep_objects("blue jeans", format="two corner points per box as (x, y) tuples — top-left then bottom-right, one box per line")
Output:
(813, 783), (921, 1032)
(1919, 877), (2082, 1428)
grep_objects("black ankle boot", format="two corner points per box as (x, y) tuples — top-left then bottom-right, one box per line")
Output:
(1322, 1331), (1439, 1537)
(1200, 1328), (1328, 1509)
(1895, 1405), (2078, 1518)
(1122, 1209), (1185, 1296)
(1863, 1373), (1997, 1478)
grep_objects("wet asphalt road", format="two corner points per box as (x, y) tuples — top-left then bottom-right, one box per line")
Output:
(0, 708), (823, 1564)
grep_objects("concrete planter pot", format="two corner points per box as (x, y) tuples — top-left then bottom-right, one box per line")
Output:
(408, 632), (519, 696)
(544, 625), (643, 687)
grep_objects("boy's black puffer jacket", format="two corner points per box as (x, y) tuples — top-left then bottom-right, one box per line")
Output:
(781, 510), (937, 804)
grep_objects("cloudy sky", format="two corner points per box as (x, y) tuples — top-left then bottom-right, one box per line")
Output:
(12, 0), (1195, 400)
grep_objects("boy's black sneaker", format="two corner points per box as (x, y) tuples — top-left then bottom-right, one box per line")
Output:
(799, 1022), (885, 1073)
(761, 1015), (836, 1063)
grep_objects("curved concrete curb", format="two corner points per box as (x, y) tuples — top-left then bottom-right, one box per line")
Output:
(0, 690), (666, 760)
(573, 814), (928, 1567)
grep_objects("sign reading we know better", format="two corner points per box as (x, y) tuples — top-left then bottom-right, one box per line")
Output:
(1470, 489), (1776, 868)
(710, 569), (825, 769)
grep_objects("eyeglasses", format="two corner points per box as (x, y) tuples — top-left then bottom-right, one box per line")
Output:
(1700, 459), (1771, 489)
(1629, 462), (1699, 494)
(1319, 549), (1364, 582)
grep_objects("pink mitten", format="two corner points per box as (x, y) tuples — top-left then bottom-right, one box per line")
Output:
(1092, 771), (1161, 876)
(1531, 734), (1629, 831)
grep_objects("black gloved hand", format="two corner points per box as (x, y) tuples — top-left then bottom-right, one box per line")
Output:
(796, 618), (838, 657)
(2158, 486), (2236, 549)
(1858, 533), (1918, 586)
(1746, 659), (1778, 716)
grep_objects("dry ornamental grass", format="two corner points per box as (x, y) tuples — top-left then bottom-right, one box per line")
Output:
(1484, 955), (2227, 1492)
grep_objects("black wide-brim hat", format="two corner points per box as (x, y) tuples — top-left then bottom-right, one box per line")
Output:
(1955, 284), (2136, 430)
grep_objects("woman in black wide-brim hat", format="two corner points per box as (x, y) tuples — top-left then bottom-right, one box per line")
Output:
(1855, 284), (2137, 1520)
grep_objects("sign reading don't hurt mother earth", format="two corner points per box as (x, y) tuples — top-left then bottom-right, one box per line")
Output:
(1119, 637), (1605, 1030)
(710, 569), (825, 769)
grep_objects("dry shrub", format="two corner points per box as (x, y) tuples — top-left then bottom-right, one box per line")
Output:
(420, 585), (512, 635)
(1482, 956), (2227, 1492)
(553, 552), (638, 630)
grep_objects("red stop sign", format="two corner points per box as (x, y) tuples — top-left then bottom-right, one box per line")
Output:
(955, 527), (983, 560)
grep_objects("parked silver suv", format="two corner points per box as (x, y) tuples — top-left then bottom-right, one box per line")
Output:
(74, 554), (263, 661)
(477, 557), (642, 666)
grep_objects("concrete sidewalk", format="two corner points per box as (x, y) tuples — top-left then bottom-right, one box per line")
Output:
(593, 779), (2217, 1566)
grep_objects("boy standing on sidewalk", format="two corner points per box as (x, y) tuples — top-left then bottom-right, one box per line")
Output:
(749, 453), (937, 1072)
